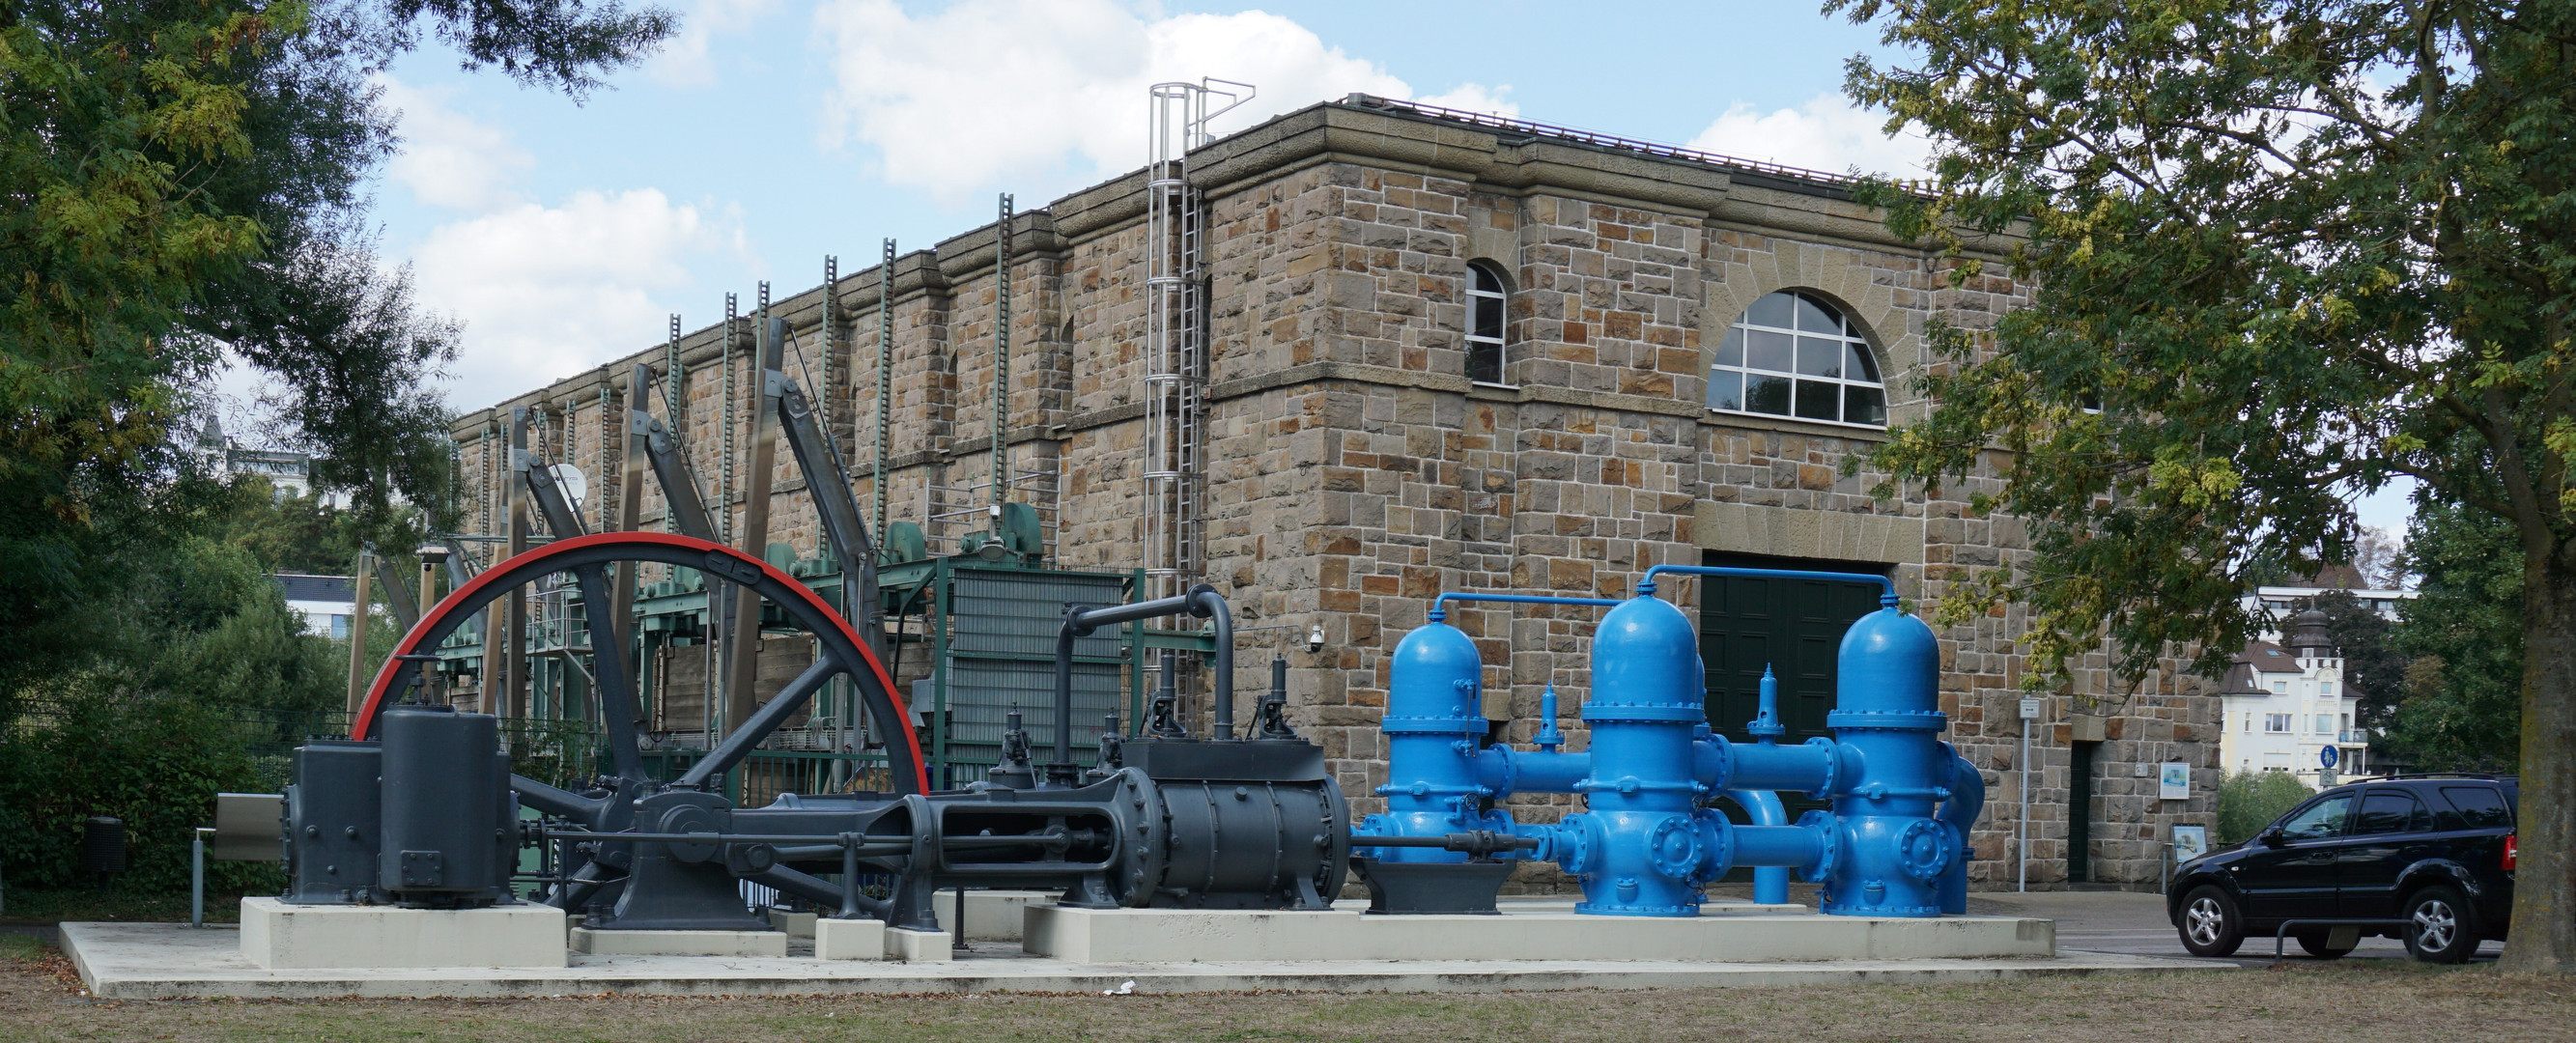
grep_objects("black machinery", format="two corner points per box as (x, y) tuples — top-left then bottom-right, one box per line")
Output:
(293, 533), (1352, 930)
(273, 313), (1439, 932)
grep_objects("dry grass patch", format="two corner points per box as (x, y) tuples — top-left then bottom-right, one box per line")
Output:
(4, 952), (2570, 1043)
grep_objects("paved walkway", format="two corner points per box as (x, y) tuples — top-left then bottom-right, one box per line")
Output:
(1969, 889), (2500, 966)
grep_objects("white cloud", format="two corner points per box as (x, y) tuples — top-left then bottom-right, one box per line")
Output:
(646, 0), (777, 87)
(410, 189), (751, 407)
(1685, 93), (1932, 181)
(1413, 83), (1517, 119)
(813, 0), (1511, 203)
(378, 75), (533, 212)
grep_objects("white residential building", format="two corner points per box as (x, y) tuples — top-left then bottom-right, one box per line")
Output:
(272, 574), (357, 639)
(2218, 609), (2370, 787)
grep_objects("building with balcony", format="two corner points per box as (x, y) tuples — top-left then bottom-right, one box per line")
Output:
(2218, 609), (2369, 786)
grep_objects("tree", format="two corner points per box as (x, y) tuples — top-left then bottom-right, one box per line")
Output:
(2214, 770), (2315, 846)
(2388, 495), (2526, 770)
(2311, 589), (2407, 731)
(0, 0), (667, 689)
(1833, 1), (2576, 971)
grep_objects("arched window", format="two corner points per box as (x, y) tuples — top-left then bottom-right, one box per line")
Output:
(1465, 260), (1509, 385)
(1707, 291), (1885, 426)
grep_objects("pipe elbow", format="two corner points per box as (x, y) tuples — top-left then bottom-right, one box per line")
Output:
(1691, 734), (1734, 791)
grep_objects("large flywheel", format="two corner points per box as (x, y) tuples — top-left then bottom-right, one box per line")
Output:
(355, 530), (921, 790)
(352, 531), (926, 916)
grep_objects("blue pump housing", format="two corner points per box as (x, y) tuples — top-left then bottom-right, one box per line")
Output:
(1356, 570), (1985, 917)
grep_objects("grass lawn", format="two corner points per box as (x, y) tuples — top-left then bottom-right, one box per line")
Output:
(3, 940), (2572, 1043)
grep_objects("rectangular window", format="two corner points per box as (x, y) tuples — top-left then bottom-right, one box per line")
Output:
(1466, 263), (1508, 385)
(330, 614), (352, 640)
(2316, 715), (2335, 733)
(2272, 681), (2288, 694)
(2320, 681), (2335, 696)
(2440, 786), (2514, 829)
(2265, 714), (2290, 733)
(2243, 714), (2251, 733)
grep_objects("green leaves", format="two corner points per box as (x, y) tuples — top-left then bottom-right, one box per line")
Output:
(0, 0), (665, 711)
(1834, 0), (2576, 689)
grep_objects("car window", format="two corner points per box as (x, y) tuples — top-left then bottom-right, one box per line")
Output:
(2441, 786), (2513, 829)
(2276, 794), (2352, 841)
(2352, 792), (2429, 835)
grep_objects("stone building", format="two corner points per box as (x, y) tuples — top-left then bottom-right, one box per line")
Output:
(446, 96), (2219, 891)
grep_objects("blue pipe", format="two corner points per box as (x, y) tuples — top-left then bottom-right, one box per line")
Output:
(1725, 789), (1793, 904)
(1936, 746), (1984, 915)
(1429, 591), (1624, 623)
(1634, 564), (1895, 607)
(1735, 665), (1790, 906)
(1475, 744), (1591, 795)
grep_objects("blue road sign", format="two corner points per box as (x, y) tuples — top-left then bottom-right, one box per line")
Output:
(2320, 745), (2339, 769)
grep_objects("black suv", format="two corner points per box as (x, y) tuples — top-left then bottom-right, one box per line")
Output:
(2166, 775), (2518, 962)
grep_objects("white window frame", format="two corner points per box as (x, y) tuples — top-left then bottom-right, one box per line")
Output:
(1707, 290), (1887, 428)
(1465, 261), (1511, 387)
(2265, 713), (2291, 733)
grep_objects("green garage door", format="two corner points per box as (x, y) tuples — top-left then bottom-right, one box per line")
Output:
(1697, 551), (1889, 828)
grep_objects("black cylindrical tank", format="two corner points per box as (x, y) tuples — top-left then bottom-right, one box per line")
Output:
(378, 705), (511, 907)
(1148, 777), (1346, 910)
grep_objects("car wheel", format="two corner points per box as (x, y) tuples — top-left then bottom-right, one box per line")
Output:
(2403, 885), (2478, 964)
(2178, 886), (2244, 958)
(2295, 931), (2354, 959)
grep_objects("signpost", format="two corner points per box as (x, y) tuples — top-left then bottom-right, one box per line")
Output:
(2019, 697), (2043, 893)
(2319, 744), (2339, 787)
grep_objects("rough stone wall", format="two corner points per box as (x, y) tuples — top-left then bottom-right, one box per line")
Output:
(445, 100), (2219, 891)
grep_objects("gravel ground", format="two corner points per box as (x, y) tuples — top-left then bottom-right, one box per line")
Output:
(5, 940), (2571, 1043)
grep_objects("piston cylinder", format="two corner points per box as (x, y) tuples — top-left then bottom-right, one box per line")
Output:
(377, 705), (514, 908)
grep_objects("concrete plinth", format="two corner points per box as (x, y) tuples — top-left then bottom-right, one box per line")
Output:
(813, 918), (884, 960)
(766, 910), (817, 939)
(63, 920), (2222, 1000)
(932, 889), (1055, 942)
(886, 926), (952, 963)
(1024, 907), (2052, 964)
(569, 927), (786, 958)
(238, 897), (564, 970)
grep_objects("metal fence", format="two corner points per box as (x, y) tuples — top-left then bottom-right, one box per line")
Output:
(218, 709), (608, 791)
(640, 748), (897, 807)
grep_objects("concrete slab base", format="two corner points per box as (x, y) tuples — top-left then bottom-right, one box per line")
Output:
(887, 926), (952, 963)
(929, 889), (1056, 942)
(62, 921), (2227, 1000)
(569, 927), (786, 958)
(1025, 907), (2052, 964)
(812, 918), (884, 960)
(237, 898), (564, 970)
(765, 910), (816, 939)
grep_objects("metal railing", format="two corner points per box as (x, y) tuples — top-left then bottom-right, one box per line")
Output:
(2271, 917), (2407, 963)
(1339, 95), (1928, 192)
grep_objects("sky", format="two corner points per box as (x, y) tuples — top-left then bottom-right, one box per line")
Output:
(230, 0), (2416, 535)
